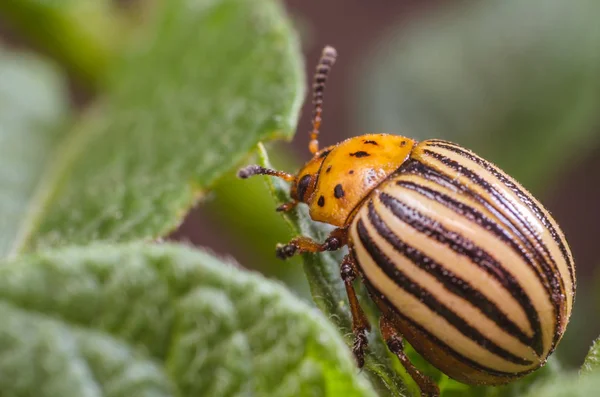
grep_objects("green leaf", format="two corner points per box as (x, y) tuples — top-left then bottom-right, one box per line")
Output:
(13, 0), (304, 253)
(355, 0), (600, 192)
(256, 144), (410, 396)
(580, 337), (600, 375)
(522, 372), (600, 397)
(0, 49), (69, 257)
(0, 242), (377, 397)
(202, 147), (306, 284)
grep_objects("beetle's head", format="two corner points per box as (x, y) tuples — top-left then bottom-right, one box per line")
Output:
(236, 145), (331, 212)
(289, 146), (333, 203)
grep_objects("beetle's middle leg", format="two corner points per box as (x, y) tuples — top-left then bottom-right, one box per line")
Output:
(340, 252), (371, 367)
(276, 227), (347, 259)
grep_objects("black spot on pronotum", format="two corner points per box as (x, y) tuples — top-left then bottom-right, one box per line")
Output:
(326, 165), (332, 173)
(400, 140), (407, 147)
(319, 149), (332, 159)
(296, 174), (311, 201)
(349, 170), (355, 174)
(364, 140), (378, 145)
(334, 184), (345, 198)
(350, 151), (370, 158)
(318, 196), (325, 207)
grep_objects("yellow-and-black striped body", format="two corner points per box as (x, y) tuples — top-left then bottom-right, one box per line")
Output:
(349, 139), (575, 385)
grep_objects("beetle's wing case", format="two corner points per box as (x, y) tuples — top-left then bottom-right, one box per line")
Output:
(413, 140), (575, 328)
(348, 139), (575, 385)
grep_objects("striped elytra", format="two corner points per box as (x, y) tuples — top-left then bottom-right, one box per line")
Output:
(238, 46), (575, 396)
(350, 139), (574, 385)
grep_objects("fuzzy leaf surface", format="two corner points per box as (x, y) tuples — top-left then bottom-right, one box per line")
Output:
(17, 0), (304, 251)
(0, 243), (377, 397)
(0, 50), (69, 257)
(581, 337), (600, 376)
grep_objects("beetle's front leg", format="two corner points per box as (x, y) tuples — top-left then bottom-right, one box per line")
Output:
(276, 227), (347, 259)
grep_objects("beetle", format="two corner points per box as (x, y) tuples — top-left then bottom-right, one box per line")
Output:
(238, 46), (575, 397)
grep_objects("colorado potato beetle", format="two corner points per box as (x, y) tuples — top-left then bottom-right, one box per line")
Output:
(238, 46), (575, 397)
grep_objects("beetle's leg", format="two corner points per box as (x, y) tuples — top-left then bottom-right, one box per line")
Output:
(341, 252), (371, 367)
(380, 316), (440, 397)
(276, 227), (347, 259)
(275, 200), (298, 212)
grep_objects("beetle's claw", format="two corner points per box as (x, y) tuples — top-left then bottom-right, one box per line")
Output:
(323, 236), (341, 251)
(276, 201), (297, 212)
(352, 330), (369, 368)
(276, 244), (297, 260)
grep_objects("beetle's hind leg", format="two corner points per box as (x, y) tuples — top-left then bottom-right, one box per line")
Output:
(380, 316), (440, 397)
(341, 252), (371, 367)
(276, 227), (347, 259)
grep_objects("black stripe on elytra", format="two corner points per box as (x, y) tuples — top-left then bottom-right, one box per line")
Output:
(378, 191), (541, 354)
(362, 278), (539, 379)
(400, 159), (562, 338)
(395, 180), (544, 355)
(400, 160), (552, 290)
(422, 150), (566, 302)
(426, 141), (575, 296)
(404, 156), (564, 348)
(359, 207), (533, 366)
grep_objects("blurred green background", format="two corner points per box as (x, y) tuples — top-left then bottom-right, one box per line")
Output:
(1, 0), (599, 379)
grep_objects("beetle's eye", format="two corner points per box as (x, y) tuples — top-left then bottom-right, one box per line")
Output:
(296, 174), (313, 202)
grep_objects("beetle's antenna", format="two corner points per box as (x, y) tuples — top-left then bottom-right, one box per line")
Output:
(237, 165), (295, 182)
(309, 45), (337, 154)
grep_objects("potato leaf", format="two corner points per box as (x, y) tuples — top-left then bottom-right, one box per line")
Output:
(14, 0), (304, 252)
(581, 337), (600, 376)
(0, 49), (69, 257)
(0, 242), (377, 397)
